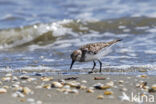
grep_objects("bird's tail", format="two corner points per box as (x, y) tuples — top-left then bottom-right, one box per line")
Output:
(107, 39), (122, 45)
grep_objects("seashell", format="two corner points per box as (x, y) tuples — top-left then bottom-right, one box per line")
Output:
(118, 80), (124, 84)
(20, 98), (26, 102)
(3, 85), (9, 89)
(2, 77), (11, 82)
(51, 82), (63, 88)
(94, 77), (106, 80)
(81, 80), (87, 83)
(86, 89), (94, 93)
(104, 91), (113, 95)
(106, 81), (114, 87)
(97, 95), (104, 99)
(12, 76), (18, 81)
(0, 81), (2, 85)
(0, 88), (7, 94)
(43, 84), (51, 89)
(69, 89), (79, 94)
(36, 100), (42, 104)
(138, 75), (148, 78)
(27, 98), (35, 103)
(12, 92), (25, 98)
(65, 77), (78, 80)
(65, 81), (80, 88)
(56, 88), (66, 92)
(80, 85), (87, 90)
(35, 85), (42, 89)
(119, 87), (127, 92)
(151, 84), (156, 90)
(41, 77), (53, 82)
(27, 78), (36, 82)
(22, 87), (32, 95)
(101, 85), (111, 90)
(94, 84), (111, 90)
(20, 75), (29, 80)
(5, 73), (12, 77)
(63, 85), (70, 89)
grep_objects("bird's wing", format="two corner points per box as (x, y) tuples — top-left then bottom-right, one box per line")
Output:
(80, 39), (121, 54)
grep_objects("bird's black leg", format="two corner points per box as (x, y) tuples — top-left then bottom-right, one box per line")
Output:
(88, 60), (96, 74)
(98, 60), (102, 73)
(92, 60), (96, 71)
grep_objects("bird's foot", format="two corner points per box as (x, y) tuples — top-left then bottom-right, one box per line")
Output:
(88, 71), (94, 74)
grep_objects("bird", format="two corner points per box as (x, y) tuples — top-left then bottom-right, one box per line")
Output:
(70, 39), (122, 73)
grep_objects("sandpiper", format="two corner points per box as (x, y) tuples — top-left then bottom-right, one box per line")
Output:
(70, 39), (122, 73)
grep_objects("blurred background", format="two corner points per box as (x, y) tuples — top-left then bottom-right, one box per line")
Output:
(0, 0), (155, 74)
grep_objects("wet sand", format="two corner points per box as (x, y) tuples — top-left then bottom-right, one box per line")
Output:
(0, 72), (156, 104)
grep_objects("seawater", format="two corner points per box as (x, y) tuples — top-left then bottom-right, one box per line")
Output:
(0, 0), (155, 74)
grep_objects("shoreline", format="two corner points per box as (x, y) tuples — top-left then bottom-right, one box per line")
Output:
(0, 71), (156, 104)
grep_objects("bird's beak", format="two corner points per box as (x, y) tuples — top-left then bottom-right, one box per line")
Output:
(70, 60), (75, 70)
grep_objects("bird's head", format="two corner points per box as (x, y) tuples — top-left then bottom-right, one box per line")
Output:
(70, 49), (82, 70)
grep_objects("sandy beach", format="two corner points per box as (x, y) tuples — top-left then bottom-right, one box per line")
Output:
(0, 71), (156, 104)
